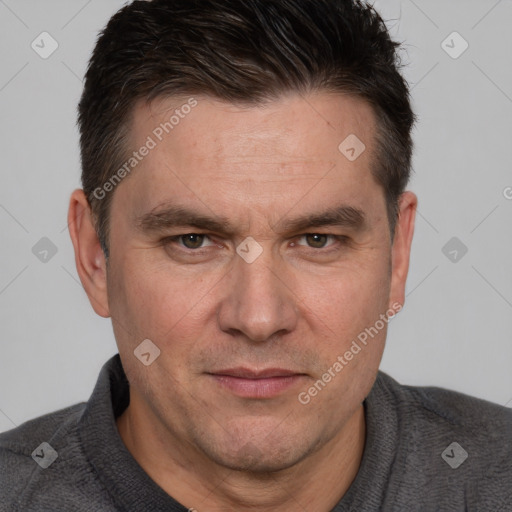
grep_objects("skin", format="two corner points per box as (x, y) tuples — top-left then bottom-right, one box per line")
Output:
(68, 91), (416, 512)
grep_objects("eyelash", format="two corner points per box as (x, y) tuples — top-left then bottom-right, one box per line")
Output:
(161, 233), (349, 253)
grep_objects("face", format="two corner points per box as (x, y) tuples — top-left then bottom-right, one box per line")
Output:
(76, 92), (415, 473)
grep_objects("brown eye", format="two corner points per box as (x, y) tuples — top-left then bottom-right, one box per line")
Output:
(180, 234), (206, 249)
(305, 234), (329, 248)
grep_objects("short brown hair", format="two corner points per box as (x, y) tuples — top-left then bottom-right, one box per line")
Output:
(78, 0), (415, 256)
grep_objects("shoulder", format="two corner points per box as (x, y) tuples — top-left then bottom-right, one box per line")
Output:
(386, 372), (512, 442)
(0, 403), (86, 508)
(375, 372), (512, 508)
(0, 402), (86, 448)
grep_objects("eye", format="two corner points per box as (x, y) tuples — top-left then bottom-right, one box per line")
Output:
(296, 234), (337, 249)
(167, 233), (215, 250)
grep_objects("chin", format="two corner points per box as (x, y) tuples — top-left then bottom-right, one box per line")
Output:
(217, 449), (303, 474)
(198, 428), (316, 474)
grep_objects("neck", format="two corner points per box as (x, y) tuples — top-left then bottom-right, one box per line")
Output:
(117, 396), (366, 512)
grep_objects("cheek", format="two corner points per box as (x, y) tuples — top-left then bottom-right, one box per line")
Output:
(298, 268), (391, 420)
(108, 254), (223, 346)
(296, 257), (391, 339)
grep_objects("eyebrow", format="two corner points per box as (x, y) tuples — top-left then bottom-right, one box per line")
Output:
(135, 203), (367, 236)
(275, 205), (366, 233)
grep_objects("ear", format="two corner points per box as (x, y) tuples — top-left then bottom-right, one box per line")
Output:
(68, 189), (110, 318)
(389, 191), (417, 310)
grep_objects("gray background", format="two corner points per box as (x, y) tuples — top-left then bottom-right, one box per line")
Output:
(1, 0), (511, 433)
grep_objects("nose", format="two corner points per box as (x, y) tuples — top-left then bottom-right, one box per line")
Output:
(217, 247), (299, 343)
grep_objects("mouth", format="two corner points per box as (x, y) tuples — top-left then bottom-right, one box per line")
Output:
(206, 368), (307, 399)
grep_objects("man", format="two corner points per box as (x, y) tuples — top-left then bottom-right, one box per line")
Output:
(1, 0), (511, 510)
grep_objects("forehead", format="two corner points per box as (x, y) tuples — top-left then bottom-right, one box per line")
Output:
(114, 92), (381, 224)
(132, 92), (375, 160)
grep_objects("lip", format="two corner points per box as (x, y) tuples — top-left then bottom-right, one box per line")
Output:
(207, 368), (306, 398)
(211, 367), (302, 379)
